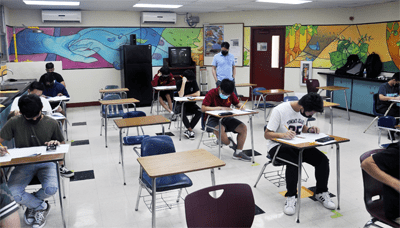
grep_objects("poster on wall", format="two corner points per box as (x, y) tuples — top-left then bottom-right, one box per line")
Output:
(204, 25), (224, 57)
(300, 61), (312, 86)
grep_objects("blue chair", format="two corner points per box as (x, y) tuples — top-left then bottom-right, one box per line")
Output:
(134, 136), (193, 211)
(377, 116), (399, 148)
(364, 93), (385, 133)
(100, 85), (120, 99)
(253, 87), (269, 109)
(100, 94), (127, 147)
(122, 111), (149, 145)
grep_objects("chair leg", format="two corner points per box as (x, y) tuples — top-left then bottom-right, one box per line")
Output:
(254, 161), (269, 188)
(176, 188), (183, 203)
(364, 116), (379, 133)
(135, 184), (143, 211)
(364, 218), (383, 228)
(197, 131), (205, 149)
(100, 118), (103, 136)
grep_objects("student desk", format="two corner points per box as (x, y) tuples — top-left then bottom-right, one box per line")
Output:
(99, 88), (129, 99)
(0, 153), (67, 228)
(323, 101), (340, 135)
(99, 98), (139, 148)
(271, 135), (350, 223)
(137, 148), (226, 228)
(114, 115), (171, 185)
(203, 109), (258, 163)
(317, 86), (350, 120)
(46, 96), (70, 141)
(173, 96), (205, 141)
(258, 89), (294, 122)
(235, 83), (257, 108)
(152, 86), (177, 115)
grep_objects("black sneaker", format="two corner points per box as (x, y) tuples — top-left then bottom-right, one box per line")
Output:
(170, 114), (177, 121)
(32, 201), (51, 228)
(184, 130), (190, 139)
(233, 152), (251, 162)
(189, 131), (195, 140)
(24, 207), (35, 225)
(228, 137), (237, 151)
(60, 165), (74, 178)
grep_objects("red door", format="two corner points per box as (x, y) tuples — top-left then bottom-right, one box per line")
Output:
(250, 27), (285, 101)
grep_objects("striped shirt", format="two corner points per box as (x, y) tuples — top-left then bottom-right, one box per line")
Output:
(0, 181), (19, 220)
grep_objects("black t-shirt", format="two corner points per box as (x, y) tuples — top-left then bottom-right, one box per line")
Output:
(39, 72), (64, 84)
(377, 82), (399, 110)
(372, 141), (400, 179)
(176, 79), (199, 96)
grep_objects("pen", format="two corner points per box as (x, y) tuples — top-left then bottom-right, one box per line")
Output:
(240, 100), (248, 109)
(0, 143), (9, 155)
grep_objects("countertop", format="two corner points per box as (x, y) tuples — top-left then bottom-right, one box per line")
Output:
(318, 72), (389, 83)
(0, 79), (36, 111)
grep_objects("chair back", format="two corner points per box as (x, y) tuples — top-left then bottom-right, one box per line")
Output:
(185, 183), (255, 228)
(253, 87), (266, 96)
(123, 111), (146, 119)
(306, 79), (320, 93)
(105, 85), (119, 90)
(373, 93), (384, 116)
(284, 96), (299, 102)
(101, 94), (124, 117)
(141, 135), (175, 157)
(378, 116), (396, 128)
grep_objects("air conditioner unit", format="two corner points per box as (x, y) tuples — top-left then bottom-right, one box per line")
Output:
(141, 12), (176, 24)
(42, 10), (81, 23)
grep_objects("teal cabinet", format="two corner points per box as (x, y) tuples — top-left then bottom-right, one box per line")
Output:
(332, 77), (352, 109)
(351, 80), (381, 114)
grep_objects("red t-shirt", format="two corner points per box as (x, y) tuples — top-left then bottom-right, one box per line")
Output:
(151, 73), (176, 87)
(202, 87), (239, 110)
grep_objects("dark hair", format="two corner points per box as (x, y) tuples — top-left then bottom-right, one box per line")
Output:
(298, 93), (324, 112)
(159, 66), (170, 75)
(220, 79), (235, 94)
(221, 42), (230, 49)
(45, 62), (54, 69)
(18, 94), (43, 118)
(29, 81), (45, 92)
(183, 70), (196, 81)
(43, 72), (55, 84)
(392, 72), (400, 81)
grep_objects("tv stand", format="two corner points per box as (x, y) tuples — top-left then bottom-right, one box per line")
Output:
(163, 58), (196, 80)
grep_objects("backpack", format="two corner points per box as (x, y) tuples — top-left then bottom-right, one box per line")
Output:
(335, 54), (364, 76)
(365, 52), (382, 78)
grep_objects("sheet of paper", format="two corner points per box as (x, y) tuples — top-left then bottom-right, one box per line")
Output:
(174, 96), (205, 102)
(50, 113), (66, 120)
(45, 144), (70, 155)
(0, 153), (12, 162)
(277, 133), (330, 144)
(206, 109), (257, 116)
(8, 146), (47, 159)
(47, 96), (70, 102)
(154, 86), (176, 90)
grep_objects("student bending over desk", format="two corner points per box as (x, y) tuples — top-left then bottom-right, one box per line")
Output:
(264, 93), (336, 216)
(151, 66), (176, 114)
(202, 79), (250, 162)
(0, 94), (65, 228)
(0, 170), (20, 228)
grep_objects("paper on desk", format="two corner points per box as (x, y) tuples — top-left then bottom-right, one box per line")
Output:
(154, 86), (176, 90)
(207, 109), (257, 116)
(8, 146), (47, 159)
(45, 144), (70, 155)
(50, 113), (66, 120)
(277, 133), (331, 145)
(0, 153), (12, 162)
(47, 96), (70, 102)
(174, 96), (205, 102)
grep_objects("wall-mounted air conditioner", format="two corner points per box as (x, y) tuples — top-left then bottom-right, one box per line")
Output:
(141, 12), (176, 24)
(42, 10), (81, 23)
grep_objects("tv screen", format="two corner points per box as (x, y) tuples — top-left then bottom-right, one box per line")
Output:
(169, 47), (191, 67)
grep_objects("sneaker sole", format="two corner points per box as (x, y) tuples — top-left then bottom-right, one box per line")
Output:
(232, 156), (251, 162)
(24, 216), (34, 225)
(61, 173), (74, 178)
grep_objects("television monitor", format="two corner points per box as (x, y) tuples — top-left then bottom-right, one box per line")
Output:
(168, 47), (192, 67)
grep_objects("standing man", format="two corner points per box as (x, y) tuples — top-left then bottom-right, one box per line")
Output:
(39, 62), (66, 88)
(212, 42), (237, 95)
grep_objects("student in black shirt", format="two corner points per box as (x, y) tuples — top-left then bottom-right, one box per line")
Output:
(377, 72), (400, 116)
(175, 70), (202, 140)
(39, 62), (66, 87)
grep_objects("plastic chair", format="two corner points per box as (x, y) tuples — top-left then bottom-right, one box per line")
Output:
(306, 79), (330, 101)
(185, 183), (255, 228)
(134, 136), (193, 212)
(122, 111), (149, 144)
(100, 94), (127, 138)
(364, 94), (385, 133)
(360, 149), (400, 228)
(377, 116), (399, 148)
(100, 85), (120, 99)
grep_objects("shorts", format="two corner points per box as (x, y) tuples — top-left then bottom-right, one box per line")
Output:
(205, 116), (243, 133)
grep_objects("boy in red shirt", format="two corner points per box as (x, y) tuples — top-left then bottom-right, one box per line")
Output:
(151, 67), (176, 114)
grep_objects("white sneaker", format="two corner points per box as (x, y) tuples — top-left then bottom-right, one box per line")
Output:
(283, 196), (296, 216)
(189, 131), (195, 140)
(315, 192), (336, 210)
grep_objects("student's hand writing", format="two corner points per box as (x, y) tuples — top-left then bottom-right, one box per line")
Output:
(283, 130), (296, 140)
(45, 140), (60, 146)
(14, 110), (21, 116)
(182, 77), (187, 83)
(308, 126), (320, 134)
(57, 93), (63, 97)
(0, 146), (8, 156)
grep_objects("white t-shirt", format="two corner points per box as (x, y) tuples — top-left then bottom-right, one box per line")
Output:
(266, 102), (307, 151)
(10, 96), (53, 116)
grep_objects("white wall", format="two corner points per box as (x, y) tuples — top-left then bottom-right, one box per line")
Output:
(5, 1), (399, 104)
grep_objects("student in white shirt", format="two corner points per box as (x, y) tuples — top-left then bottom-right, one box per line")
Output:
(264, 93), (335, 216)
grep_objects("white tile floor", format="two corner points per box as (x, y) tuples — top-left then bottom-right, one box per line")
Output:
(16, 103), (396, 228)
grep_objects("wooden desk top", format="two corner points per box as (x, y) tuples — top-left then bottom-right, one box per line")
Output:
(272, 135), (349, 149)
(114, 115), (170, 128)
(258, 89), (294, 95)
(236, 83), (257, 87)
(317, 86), (349, 91)
(0, 153), (64, 167)
(99, 98), (140, 105)
(206, 110), (259, 118)
(323, 101), (340, 107)
(137, 149), (226, 178)
(99, 88), (129, 93)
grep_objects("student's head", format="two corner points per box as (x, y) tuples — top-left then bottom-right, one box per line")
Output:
(298, 93), (324, 118)
(45, 62), (54, 73)
(219, 79), (234, 99)
(158, 66), (170, 77)
(43, 72), (55, 88)
(183, 70), (196, 81)
(221, 42), (230, 56)
(18, 94), (43, 124)
(28, 82), (45, 96)
(391, 72), (400, 85)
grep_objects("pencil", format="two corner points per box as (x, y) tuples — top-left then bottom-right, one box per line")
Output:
(240, 100), (248, 109)
(284, 125), (303, 138)
(0, 143), (9, 154)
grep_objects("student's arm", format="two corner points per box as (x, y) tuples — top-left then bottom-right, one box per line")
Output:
(361, 156), (400, 193)
(201, 105), (231, 112)
(178, 77), (187, 97)
(212, 66), (218, 82)
(379, 94), (400, 101)
(0, 137), (7, 156)
(264, 128), (295, 140)
(232, 65), (236, 79)
(302, 126), (320, 134)
(186, 91), (200, 97)
(60, 81), (66, 87)
(60, 86), (69, 97)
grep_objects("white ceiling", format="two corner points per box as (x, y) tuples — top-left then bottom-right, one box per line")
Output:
(0, 0), (397, 13)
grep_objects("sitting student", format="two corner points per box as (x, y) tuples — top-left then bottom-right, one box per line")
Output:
(377, 72), (400, 117)
(0, 94), (65, 228)
(151, 66), (175, 114)
(0, 171), (20, 228)
(202, 79), (250, 161)
(42, 72), (69, 98)
(361, 141), (400, 224)
(264, 93), (335, 215)
(175, 70), (202, 140)
(39, 62), (66, 87)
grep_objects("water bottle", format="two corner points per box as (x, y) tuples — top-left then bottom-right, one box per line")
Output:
(363, 70), (367, 78)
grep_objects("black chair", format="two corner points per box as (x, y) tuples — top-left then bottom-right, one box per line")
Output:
(364, 94), (385, 133)
(360, 149), (400, 228)
(377, 116), (399, 148)
(306, 79), (330, 101)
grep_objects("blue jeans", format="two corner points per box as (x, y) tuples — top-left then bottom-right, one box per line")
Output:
(8, 162), (58, 210)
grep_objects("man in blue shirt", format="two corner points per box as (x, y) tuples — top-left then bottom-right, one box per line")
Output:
(212, 42), (237, 92)
(42, 73), (70, 98)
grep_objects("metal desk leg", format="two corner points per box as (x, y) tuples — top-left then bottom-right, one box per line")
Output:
(152, 178), (157, 228)
(296, 149), (304, 223)
(56, 162), (66, 228)
(62, 102), (68, 141)
(120, 129), (126, 185)
(218, 118), (222, 160)
(343, 90), (350, 120)
(330, 107), (333, 135)
(179, 102), (185, 141)
(250, 86), (254, 110)
(264, 95), (267, 123)
(162, 125), (165, 135)
(336, 143), (341, 210)
(211, 168), (216, 198)
(249, 115), (255, 163)
(105, 105), (108, 148)
(157, 91), (160, 115)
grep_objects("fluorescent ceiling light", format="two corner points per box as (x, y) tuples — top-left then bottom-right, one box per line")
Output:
(133, 3), (182, 9)
(256, 0), (312, 4)
(23, 1), (80, 6)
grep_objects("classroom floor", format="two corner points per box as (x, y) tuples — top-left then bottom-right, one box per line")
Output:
(16, 103), (396, 228)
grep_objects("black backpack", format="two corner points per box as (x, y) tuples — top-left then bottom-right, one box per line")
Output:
(335, 54), (364, 76)
(365, 52), (382, 78)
